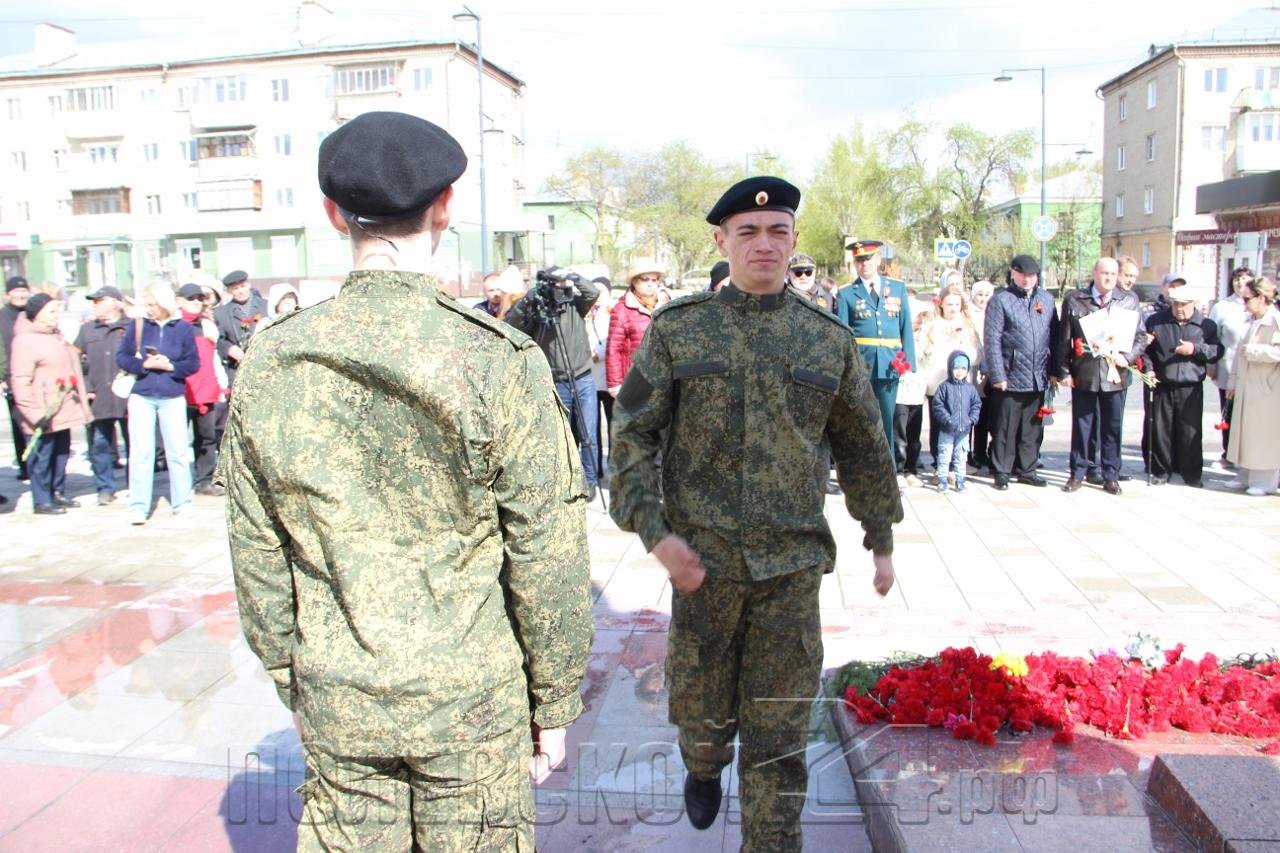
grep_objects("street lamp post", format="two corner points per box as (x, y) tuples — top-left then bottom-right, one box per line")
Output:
(745, 151), (775, 176)
(995, 66), (1046, 274)
(453, 5), (488, 278)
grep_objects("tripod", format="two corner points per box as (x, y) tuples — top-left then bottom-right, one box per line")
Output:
(533, 304), (607, 511)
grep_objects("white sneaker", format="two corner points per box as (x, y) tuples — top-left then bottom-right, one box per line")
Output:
(129, 510), (147, 525)
(905, 474), (923, 488)
(1245, 487), (1275, 497)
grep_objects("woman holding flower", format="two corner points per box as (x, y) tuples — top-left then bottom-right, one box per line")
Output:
(9, 293), (91, 514)
(117, 281), (199, 524)
(1226, 276), (1280, 495)
(921, 284), (981, 473)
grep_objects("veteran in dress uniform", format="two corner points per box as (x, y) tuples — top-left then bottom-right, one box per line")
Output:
(216, 111), (593, 851)
(835, 240), (916, 451)
(609, 176), (903, 851)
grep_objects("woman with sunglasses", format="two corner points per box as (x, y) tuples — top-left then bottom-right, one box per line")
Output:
(1225, 276), (1280, 495)
(606, 258), (669, 397)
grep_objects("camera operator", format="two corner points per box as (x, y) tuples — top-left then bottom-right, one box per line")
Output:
(506, 269), (602, 499)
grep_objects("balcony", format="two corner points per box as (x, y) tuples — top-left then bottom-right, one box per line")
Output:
(196, 155), (261, 181)
(59, 152), (125, 190)
(1235, 140), (1280, 174)
(188, 104), (255, 132)
(195, 178), (262, 212)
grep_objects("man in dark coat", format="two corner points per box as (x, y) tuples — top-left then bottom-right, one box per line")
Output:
(212, 270), (267, 390)
(983, 255), (1059, 490)
(1054, 258), (1146, 494)
(74, 286), (132, 503)
(1, 275), (31, 480)
(1144, 281), (1223, 487)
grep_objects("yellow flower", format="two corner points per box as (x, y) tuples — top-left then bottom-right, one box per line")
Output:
(989, 652), (1029, 678)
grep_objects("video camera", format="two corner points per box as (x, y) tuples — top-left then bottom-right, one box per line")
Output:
(529, 268), (582, 319)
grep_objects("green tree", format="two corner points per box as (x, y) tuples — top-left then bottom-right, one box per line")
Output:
(541, 147), (627, 266)
(798, 124), (897, 272)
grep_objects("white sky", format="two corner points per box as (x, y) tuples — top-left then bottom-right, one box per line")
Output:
(0, 0), (1267, 191)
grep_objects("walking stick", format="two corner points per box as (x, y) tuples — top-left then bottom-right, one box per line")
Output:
(1145, 382), (1154, 486)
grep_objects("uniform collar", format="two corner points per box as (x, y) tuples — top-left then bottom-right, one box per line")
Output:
(341, 269), (439, 297)
(715, 282), (787, 312)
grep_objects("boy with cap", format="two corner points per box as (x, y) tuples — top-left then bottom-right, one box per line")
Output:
(835, 239), (916, 451)
(216, 111), (592, 850)
(1143, 279), (1223, 487)
(610, 175), (902, 849)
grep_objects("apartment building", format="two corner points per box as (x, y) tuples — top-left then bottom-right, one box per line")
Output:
(1098, 8), (1280, 296)
(0, 16), (527, 297)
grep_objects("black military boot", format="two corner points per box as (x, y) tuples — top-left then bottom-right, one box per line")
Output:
(684, 772), (722, 830)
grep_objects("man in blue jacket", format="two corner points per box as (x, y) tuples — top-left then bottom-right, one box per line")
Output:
(983, 254), (1058, 490)
(835, 240), (915, 451)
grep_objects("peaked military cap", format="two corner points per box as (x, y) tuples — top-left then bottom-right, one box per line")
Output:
(319, 111), (468, 226)
(706, 176), (801, 225)
(845, 240), (883, 260)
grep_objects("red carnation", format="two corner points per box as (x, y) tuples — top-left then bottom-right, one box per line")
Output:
(1073, 337), (1085, 358)
(1052, 729), (1074, 746)
(1214, 420), (1229, 431)
(954, 721), (977, 740)
(1035, 302), (1045, 314)
(1262, 741), (1280, 756)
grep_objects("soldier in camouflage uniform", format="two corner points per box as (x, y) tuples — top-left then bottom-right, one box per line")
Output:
(609, 176), (903, 851)
(217, 111), (593, 851)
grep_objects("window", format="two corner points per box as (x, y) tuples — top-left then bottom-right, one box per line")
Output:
(145, 194), (162, 215)
(1147, 80), (1157, 109)
(1202, 125), (1226, 152)
(139, 88), (157, 104)
(1115, 194), (1125, 219)
(274, 134), (292, 156)
(52, 148), (67, 168)
(86, 144), (119, 164)
(196, 75), (247, 103)
(5, 98), (19, 120)
(1146, 134), (1156, 161)
(71, 188), (130, 215)
(1117, 145), (1126, 171)
(1249, 113), (1280, 143)
(16, 201), (29, 220)
(1143, 187), (1154, 215)
(271, 78), (290, 102)
(142, 142), (160, 162)
(332, 62), (398, 95)
(1204, 68), (1227, 93)
(182, 192), (197, 209)
(179, 139), (198, 161)
(413, 68), (432, 90)
(1119, 94), (1127, 121)
(56, 86), (115, 112)
(276, 187), (294, 207)
(11, 151), (25, 172)
(547, 215), (556, 230)
(197, 134), (254, 159)
(1141, 242), (1151, 268)
(1255, 66), (1280, 91)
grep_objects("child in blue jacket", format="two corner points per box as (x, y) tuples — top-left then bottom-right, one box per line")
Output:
(931, 350), (983, 493)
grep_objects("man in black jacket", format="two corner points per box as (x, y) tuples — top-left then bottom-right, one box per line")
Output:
(1144, 282), (1223, 487)
(1, 275), (30, 481)
(505, 270), (602, 497)
(1054, 258), (1146, 494)
(212, 270), (268, 390)
(74, 286), (132, 504)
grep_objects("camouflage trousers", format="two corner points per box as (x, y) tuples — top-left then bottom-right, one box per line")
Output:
(667, 554), (823, 852)
(296, 724), (534, 852)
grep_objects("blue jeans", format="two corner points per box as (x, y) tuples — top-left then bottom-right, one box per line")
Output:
(127, 394), (193, 515)
(936, 431), (970, 485)
(28, 428), (70, 506)
(556, 371), (598, 487)
(87, 418), (125, 494)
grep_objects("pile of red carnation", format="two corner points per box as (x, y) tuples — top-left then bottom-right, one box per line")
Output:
(844, 646), (1280, 754)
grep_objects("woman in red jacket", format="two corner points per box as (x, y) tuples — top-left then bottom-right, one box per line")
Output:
(176, 284), (226, 496)
(606, 258), (668, 396)
(10, 294), (91, 514)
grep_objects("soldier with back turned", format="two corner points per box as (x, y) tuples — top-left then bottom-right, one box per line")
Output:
(217, 111), (593, 850)
(609, 176), (903, 851)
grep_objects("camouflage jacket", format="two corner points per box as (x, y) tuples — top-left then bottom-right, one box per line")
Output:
(216, 269), (593, 755)
(609, 283), (903, 580)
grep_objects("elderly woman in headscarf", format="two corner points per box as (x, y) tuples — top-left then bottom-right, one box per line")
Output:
(606, 258), (669, 396)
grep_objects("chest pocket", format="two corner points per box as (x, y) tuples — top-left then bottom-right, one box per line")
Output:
(672, 360), (730, 413)
(787, 366), (838, 430)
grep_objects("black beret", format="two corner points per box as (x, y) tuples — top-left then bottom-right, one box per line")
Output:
(24, 292), (52, 320)
(222, 270), (249, 286)
(318, 111), (468, 225)
(6, 275), (28, 292)
(1010, 254), (1040, 275)
(706, 176), (801, 226)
